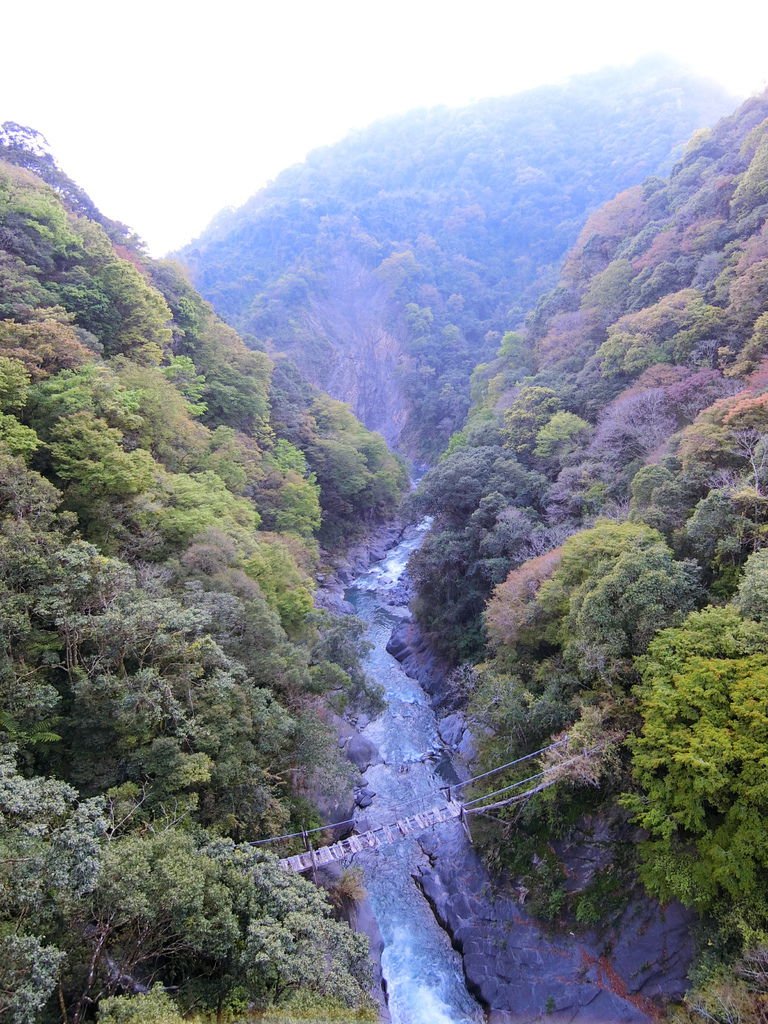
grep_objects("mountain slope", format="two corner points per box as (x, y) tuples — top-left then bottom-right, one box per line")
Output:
(409, 89), (768, 1011)
(0, 125), (400, 1023)
(180, 59), (733, 461)
(412, 88), (768, 656)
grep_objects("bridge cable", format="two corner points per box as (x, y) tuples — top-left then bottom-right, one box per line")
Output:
(247, 738), (573, 848)
(450, 737), (568, 792)
(463, 754), (584, 810)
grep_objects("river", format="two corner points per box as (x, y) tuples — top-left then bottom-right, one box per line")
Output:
(345, 521), (484, 1024)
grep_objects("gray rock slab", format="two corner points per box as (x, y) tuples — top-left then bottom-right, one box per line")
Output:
(346, 732), (383, 771)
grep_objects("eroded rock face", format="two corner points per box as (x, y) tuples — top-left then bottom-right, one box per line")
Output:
(386, 620), (451, 703)
(415, 822), (695, 1024)
(350, 895), (392, 1023)
(287, 258), (412, 451)
(346, 732), (384, 772)
(387, 612), (697, 1023)
(438, 712), (466, 748)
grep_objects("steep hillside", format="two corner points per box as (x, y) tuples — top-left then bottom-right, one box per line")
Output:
(0, 126), (404, 1023)
(410, 90), (768, 1015)
(413, 89), (768, 655)
(180, 59), (732, 461)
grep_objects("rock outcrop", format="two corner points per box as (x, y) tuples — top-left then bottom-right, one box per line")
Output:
(415, 819), (695, 1023)
(387, 591), (696, 1022)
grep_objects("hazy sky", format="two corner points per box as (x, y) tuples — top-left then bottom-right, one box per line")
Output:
(3, 0), (767, 255)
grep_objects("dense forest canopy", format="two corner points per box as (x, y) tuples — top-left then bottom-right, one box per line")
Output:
(180, 59), (732, 462)
(0, 124), (405, 1023)
(413, 89), (768, 657)
(409, 88), (768, 1017)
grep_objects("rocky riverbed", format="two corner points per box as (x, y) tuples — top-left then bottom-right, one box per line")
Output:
(323, 521), (697, 1023)
(387, 620), (697, 1023)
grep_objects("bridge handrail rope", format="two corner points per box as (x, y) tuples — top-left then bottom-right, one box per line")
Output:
(463, 767), (553, 808)
(449, 737), (568, 793)
(463, 746), (601, 814)
(248, 736), (574, 850)
(464, 759), (577, 811)
(247, 781), (453, 848)
(247, 785), (441, 848)
(247, 816), (357, 847)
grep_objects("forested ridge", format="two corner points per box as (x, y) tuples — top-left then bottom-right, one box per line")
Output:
(410, 89), (768, 1018)
(0, 124), (407, 1024)
(180, 59), (732, 462)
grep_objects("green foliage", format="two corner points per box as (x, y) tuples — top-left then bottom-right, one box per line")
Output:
(409, 443), (548, 657)
(581, 258), (635, 319)
(257, 992), (377, 1022)
(0, 140), (390, 1023)
(146, 468), (260, 548)
(161, 354), (207, 415)
(0, 354), (30, 408)
(573, 870), (628, 926)
(534, 410), (591, 464)
(468, 665), (573, 756)
(245, 537), (315, 637)
(670, 948), (768, 1024)
(98, 988), (186, 1024)
(267, 363), (407, 548)
(628, 464), (689, 536)
(486, 521), (701, 689)
(684, 490), (753, 576)
(524, 849), (568, 922)
(0, 934), (66, 1024)
(27, 362), (144, 433)
(735, 548), (768, 620)
(0, 412), (39, 459)
(565, 538), (701, 673)
(0, 162), (171, 363)
(48, 410), (156, 497)
(627, 607), (768, 927)
(504, 386), (561, 457)
(413, 91), (768, 673)
(115, 360), (210, 471)
(73, 835), (371, 1018)
(472, 521), (704, 920)
(301, 395), (408, 547)
(309, 615), (380, 713)
(732, 119), (768, 213)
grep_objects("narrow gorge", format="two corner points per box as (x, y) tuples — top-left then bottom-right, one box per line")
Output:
(338, 525), (695, 1024)
(5, 37), (768, 1024)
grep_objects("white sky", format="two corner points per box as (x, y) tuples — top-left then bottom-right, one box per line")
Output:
(2, 0), (767, 255)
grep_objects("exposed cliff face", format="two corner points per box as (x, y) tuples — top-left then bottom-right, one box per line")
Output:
(416, 823), (695, 1024)
(285, 257), (411, 450)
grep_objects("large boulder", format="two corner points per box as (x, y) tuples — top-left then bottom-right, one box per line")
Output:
(345, 732), (383, 771)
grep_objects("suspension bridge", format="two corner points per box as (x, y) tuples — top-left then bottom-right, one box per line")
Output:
(248, 737), (585, 873)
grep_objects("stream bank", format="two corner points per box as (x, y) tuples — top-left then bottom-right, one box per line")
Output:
(324, 521), (696, 1023)
(387, 621), (697, 1023)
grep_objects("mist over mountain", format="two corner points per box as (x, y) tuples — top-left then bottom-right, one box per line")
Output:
(180, 59), (733, 461)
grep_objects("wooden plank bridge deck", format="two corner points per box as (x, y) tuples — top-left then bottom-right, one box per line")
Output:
(279, 799), (464, 873)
